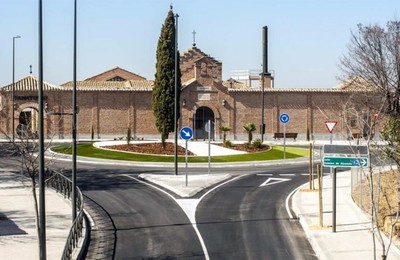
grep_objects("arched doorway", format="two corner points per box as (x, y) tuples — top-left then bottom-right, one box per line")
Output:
(194, 106), (214, 140)
(17, 108), (39, 138)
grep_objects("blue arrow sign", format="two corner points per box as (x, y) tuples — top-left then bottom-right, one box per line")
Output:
(180, 126), (193, 140)
(280, 113), (290, 124)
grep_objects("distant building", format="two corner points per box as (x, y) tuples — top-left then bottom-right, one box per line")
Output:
(0, 46), (377, 141)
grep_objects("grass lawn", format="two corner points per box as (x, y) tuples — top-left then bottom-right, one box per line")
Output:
(51, 142), (309, 163)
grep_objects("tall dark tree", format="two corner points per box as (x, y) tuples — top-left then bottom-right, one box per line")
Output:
(153, 7), (181, 148)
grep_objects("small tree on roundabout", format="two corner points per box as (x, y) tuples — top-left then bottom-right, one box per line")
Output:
(243, 123), (256, 144)
(219, 125), (231, 144)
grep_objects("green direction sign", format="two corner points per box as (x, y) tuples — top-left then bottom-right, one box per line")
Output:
(323, 156), (369, 168)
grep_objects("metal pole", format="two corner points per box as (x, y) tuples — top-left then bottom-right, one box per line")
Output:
(260, 26), (268, 143)
(38, 0), (46, 258)
(185, 140), (188, 187)
(12, 35), (21, 143)
(332, 167), (337, 232)
(208, 120), (211, 175)
(309, 142), (312, 190)
(311, 143), (314, 189)
(330, 132), (333, 176)
(71, 0), (77, 222)
(173, 13), (179, 176)
(283, 123), (286, 160)
(193, 106), (196, 140)
(261, 73), (265, 142)
(318, 164), (323, 227)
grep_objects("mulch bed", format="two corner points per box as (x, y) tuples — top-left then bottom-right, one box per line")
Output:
(105, 142), (269, 155)
(216, 143), (270, 153)
(105, 142), (194, 156)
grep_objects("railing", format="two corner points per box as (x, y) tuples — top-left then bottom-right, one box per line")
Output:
(45, 170), (85, 260)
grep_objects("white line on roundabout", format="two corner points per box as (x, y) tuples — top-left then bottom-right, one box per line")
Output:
(285, 184), (303, 220)
(124, 174), (246, 260)
(124, 174), (248, 260)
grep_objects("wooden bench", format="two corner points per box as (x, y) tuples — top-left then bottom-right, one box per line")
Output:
(273, 132), (298, 140)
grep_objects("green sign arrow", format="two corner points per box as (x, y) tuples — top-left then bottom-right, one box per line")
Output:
(323, 157), (369, 168)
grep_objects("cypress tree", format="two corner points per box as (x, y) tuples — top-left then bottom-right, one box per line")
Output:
(153, 6), (181, 148)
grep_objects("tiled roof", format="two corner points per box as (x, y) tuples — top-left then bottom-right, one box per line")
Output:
(227, 87), (368, 93)
(335, 76), (377, 90)
(84, 67), (146, 81)
(1, 75), (64, 91)
(221, 78), (371, 93)
(61, 80), (154, 91)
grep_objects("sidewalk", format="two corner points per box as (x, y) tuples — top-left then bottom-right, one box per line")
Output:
(0, 170), (72, 260)
(293, 170), (400, 260)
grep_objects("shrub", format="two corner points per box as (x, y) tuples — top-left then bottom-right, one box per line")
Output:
(224, 140), (233, 147)
(252, 138), (263, 148)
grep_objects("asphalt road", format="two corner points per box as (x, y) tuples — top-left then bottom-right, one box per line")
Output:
(196, 165), (317, 260)
(70, 162), (317, 260)
(0, 147), (317, 259)
(71, 164), (205, 259)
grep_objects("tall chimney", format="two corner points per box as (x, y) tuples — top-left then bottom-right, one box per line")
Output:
(262, 26), (269, 75)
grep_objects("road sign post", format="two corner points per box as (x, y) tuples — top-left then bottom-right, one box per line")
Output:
(205, 120), (212, 175)
(333, 167), (337, 232)
(279, 113), (290, 160)
(180, 126), (193, 187)
(323, 143), (369, 233)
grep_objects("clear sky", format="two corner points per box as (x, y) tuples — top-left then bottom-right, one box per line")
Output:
(1, 0), (399, 88)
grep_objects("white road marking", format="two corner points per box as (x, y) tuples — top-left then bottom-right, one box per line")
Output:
(125, 174), (247, 260)
(280, 173), (295, 176)
(259, 177), (291, 187)
(256, 173), (273, 176)
(285, 185), (302, 219)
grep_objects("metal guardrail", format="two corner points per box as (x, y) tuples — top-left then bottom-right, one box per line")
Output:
(45, 170), (85, 260)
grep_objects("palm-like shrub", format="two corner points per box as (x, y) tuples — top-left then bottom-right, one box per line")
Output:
(243, 123), (256, 144)
(219, 125), (231, 144)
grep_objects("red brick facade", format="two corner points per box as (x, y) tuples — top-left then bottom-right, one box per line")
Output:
(0, 46), (378, 141)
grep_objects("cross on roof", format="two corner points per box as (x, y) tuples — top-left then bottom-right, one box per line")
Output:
(192, 30), (196, 46)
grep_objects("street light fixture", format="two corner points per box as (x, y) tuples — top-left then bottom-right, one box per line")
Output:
(173, 12), (179, 176)
(72, 0), (78, 222)
(38, 0), (47, 258)
(12, 35), (21, 142)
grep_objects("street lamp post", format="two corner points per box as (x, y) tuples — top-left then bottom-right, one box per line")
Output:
(12, 35), (21, 142)
(38, 0), (47, 258)
(72, 0), (78, 221)
(174, 13), (179, 176)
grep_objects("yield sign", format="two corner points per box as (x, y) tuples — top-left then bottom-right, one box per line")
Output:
(259, 177), (291, 187)
(325, 120), (338, 133)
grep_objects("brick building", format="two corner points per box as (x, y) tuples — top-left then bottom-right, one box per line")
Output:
(0, 46), (376, 141)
